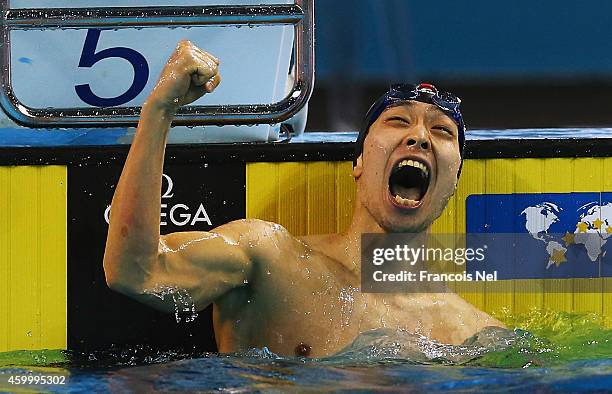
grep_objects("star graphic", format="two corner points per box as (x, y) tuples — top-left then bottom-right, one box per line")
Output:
(562, 231), (575, 245)
(576, 222), (589, 233)
(550, 248), (567, 267)
(607, 226), (612, 234)
(592, 218), (604, 229)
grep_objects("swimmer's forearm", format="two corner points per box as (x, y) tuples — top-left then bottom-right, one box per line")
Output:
(103, 101), (173, 290)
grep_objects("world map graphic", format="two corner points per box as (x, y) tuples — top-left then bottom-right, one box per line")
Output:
(522, 202), (612, 268)
(466, 193), (612, 279)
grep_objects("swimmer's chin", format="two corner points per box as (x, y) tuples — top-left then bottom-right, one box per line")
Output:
(376, 213), (432, 234)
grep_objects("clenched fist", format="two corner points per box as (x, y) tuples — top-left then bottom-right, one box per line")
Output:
(147, 40), (221, 114)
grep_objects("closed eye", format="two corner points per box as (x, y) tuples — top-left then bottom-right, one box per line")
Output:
(433, 125), (454, 135)
(388, 116), (410, 125)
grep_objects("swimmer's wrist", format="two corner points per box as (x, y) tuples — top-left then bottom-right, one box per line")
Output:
(142, 97), (178, 119)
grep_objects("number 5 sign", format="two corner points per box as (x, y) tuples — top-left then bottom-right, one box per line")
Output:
(76, 29), (149, 108)
(0, 0), (314, 128)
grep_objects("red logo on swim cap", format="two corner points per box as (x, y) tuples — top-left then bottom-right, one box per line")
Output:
(416, 83), (438, 94)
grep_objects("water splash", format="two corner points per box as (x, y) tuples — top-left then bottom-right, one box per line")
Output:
(143, 285), (198, 323)
(469, 309), (612, 368)
(0, 310), (610, 373)
(325, 326), (516, 365)
(240, 347), (280, 360)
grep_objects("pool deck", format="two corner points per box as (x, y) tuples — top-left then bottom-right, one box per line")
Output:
(2, 128), (612, 147)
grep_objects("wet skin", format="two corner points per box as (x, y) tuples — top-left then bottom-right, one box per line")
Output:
(209, 222), (502, 357)
(103, 41), (503, 358)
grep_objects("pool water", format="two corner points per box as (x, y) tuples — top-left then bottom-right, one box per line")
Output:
(0, 310), (610, 392)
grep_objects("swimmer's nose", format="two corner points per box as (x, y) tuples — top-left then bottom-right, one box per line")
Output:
(407, 138), (429, 150)
(403, 127), (431, 151)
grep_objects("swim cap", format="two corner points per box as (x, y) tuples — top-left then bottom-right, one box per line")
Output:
(353, 83), (465, 177)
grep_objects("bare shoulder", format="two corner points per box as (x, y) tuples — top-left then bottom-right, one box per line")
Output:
(214, 218), (293, 240)
(213, 218), (300, 257)
(158, 219), (297, 263)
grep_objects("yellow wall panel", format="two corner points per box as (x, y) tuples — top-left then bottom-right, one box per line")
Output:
(247, 162), (355, 236)
(0, 166), (67, 352)
(307, 162), (337, 234)
(335, 162), (356, 233)
(39, 167), (67, 350)
(246, 162), (279, 223)
(9, 166), (39, 351)
(0, 168), (9, 351)
(278, 162), (307, 235)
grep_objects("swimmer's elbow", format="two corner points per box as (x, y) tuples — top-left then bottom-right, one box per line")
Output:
(103, 253), (152, 296)
(105, 269), (155, 306)
(104, 267), (139, 296)
(102, 254), (121, 290)
(105, 275), (132, 295)
(105, 274), (177, 314)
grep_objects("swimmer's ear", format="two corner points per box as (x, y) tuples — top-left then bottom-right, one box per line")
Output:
(352, 156), (363, 179)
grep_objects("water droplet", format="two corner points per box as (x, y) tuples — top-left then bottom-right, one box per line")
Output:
(143, 285), (198, 323)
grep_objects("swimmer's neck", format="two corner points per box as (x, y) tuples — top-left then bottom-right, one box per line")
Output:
(328, 205), (430, 275)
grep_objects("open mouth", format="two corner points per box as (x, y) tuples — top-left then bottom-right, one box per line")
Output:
(388, 159), (430, 208)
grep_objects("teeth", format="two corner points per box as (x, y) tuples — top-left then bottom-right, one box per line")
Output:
(394, 194), (420, 207)
(398, 159), (429, 178)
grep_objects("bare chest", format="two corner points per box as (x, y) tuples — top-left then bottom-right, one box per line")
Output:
(215, 245), (480, 357)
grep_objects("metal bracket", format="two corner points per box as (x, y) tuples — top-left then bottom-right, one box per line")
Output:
(0, 1), (315, 128)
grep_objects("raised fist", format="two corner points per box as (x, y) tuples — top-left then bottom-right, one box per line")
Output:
(147, 40), (221, 113)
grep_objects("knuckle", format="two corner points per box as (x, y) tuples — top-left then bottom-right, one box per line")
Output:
(200, 60), (217, 75)
(176, 40), (193, 53)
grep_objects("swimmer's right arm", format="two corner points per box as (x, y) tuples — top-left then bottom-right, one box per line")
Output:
(103, 40), (252, 312)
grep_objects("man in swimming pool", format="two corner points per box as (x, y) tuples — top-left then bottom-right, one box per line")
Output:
(103, 40), (504, 357)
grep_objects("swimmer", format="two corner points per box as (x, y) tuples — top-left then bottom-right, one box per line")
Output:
(103, 40), (504, 358)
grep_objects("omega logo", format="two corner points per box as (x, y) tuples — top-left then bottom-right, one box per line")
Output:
(104, 173), (213, 227)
